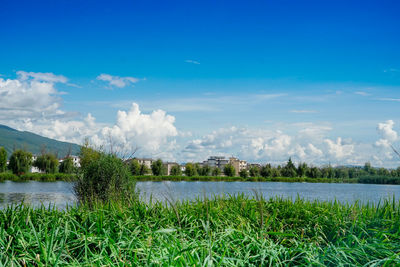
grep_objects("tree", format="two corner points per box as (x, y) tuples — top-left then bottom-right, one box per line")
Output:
(129, 159), (141, 175)
(282, 158), (297, 177)
(212, 167), (221, 176)
(33, 153), (59, 173)
(297, 162), (309, 177)
(59, 157), (75, 174)
(199, 165), (211, 176)
(249, 166), (260, 177)
(184, 163), (197, 177)
(170, 165), (182, 176)
(9, 150), (32, 175)
(151, 159), (165, 176)
(239, 169), (248, 178)
(260, 164), (272, 178)
(139, 164), (150, 175)
(224, 164), (236, 177)
(0, 147), (7, 173)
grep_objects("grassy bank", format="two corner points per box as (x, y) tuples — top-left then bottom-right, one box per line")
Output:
(135, 175), (400, 184)
(0, 172), (77, 182)
(0, 195), (399, 265)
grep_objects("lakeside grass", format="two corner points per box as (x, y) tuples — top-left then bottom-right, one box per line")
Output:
(0, 172), (76, 182)
(0, 195), (399, 266)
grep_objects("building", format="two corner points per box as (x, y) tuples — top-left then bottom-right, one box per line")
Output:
(229, 157), (247, 176)
(202, 156), (229, 170)
(135, 158), (155, 169)
(164, 162), (179, 175)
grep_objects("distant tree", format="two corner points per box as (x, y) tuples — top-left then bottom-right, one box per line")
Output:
(297, 162), (309, 177)
(271, 167), (281, 177)
(282, 158), (297, 178)
(307, 167), (321, 179)
(170, 165), (182, 176)
(248, 166), (260, 177)
(129, 159), (141, 175)
(212, 167), (221, 176)
(239, 169), (248, 178)
(260, 164), (272, 178)
(199, 165), (211, 176)
(184, 163), (197, 176)
(33, 153), (59, 173)
(151, 159), (164, 176)
(9, 150), (32, 175)
(139, 164), (150, 175)
(0, 147), (7, 173)
(59, 157), (75, 174)
(224, 164), (236, 177)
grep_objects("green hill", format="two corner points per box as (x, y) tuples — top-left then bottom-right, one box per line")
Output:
(0, 124), (81, 158)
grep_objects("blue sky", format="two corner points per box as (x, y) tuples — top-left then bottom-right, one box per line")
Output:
(1, 0), (400, 166)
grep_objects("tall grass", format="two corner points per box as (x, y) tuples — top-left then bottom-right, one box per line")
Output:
(0, 195), (399, 266)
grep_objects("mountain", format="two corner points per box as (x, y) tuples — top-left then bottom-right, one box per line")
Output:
(0, 124), (81, 158)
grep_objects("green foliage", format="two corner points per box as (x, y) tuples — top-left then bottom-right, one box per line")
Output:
(212, 167), (221, 176)
(33, 153), (59, 174)
(239, 169), (248, 178)
(139, 163), (150, 175)
(282, 158), (297, 178)
(170, 165), (182, 176)
(184, 163), (197, 177)
(197, 164), (211, 176)
(260, 164), (272, 177)
(223, 163), (236, 177)
(129, 159), (141, 175)
(8, 149), (33, 175)
(151, 159), (165, 176)
(59, 157), (75, 174)
(249, 166), (260, 177)
(79, 142), (101, 170)
(0, 147), (7, 172)
(74, 152), (136, 204)
(0, 196), (399, 265)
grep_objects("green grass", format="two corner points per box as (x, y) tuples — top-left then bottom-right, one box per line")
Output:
(0, 195), (399, 266)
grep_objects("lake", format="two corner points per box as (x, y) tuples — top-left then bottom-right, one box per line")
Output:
(1, 180), (399, 209)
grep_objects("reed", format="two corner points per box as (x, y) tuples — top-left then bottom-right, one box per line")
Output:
(0, 195), (399, 266)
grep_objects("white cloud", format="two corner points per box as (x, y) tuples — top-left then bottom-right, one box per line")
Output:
(324, 137), (354, 160)
(377, 98), (400, 102)
(0, 71), (66, 120)
(355, 91), (371, 96)
(377, 120), (398, 143)
(96, 73), (140, 88)
(185, 60), (200, 65)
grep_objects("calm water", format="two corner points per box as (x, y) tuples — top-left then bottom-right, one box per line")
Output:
(1, 180), (400, 209)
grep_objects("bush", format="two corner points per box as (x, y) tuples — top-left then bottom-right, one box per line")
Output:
(0, 147), (7, 173)
(74, 152), (137, 204)
(224, 164), (236, 177)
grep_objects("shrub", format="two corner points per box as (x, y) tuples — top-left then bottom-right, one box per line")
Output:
(74, 152), (136, 204)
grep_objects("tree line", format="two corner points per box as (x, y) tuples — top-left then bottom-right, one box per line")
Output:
(0, 147), (75, 175)
(129, 157), (400, 179)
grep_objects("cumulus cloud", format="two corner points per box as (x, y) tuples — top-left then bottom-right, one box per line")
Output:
(96, 73), (140, 88)
(324, 138), (354, 160)
(377, 120), (398, 143)
(0, 71), (67, 120)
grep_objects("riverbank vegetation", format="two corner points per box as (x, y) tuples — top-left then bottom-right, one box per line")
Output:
(0, 195), (399, 265)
